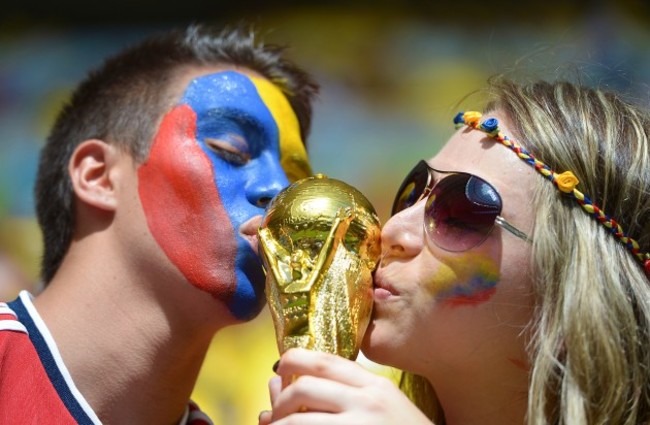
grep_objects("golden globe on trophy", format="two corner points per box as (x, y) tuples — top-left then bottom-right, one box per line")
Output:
(258, 174), (381, 365)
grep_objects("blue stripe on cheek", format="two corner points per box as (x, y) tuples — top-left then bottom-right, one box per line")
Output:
(229, 241), (266, 320)
(179, 71), (284, 319)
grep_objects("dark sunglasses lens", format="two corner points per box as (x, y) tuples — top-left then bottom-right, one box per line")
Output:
(391, 161), (430, 216)
(424, 174), (502, 251)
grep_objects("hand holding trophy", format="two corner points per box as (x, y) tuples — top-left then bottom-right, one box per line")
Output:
(258, 174), (381, 387)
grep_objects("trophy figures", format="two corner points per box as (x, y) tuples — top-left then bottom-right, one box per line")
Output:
(258, 174), (381, 362)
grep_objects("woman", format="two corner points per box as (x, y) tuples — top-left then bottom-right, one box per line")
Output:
(260, 79), (650, 424)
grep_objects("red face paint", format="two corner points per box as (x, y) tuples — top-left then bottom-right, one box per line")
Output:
(442, 286), (497, 307)
(137, 104), (237, 300)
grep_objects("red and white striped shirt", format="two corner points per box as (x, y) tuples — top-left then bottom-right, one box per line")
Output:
(0, 291), (213, 424)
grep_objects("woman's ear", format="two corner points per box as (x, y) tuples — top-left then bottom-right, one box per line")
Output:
(69, 139), (119, 211)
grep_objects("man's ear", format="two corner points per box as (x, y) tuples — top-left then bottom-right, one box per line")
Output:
(69, 139), (119, 212)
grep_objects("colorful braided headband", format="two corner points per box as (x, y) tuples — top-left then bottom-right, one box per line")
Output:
(454, 111), (650, 278)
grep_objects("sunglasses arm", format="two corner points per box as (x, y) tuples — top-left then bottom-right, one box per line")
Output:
(495, 215), (532, 243)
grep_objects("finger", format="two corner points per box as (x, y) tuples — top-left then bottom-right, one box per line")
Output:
(258, 410), (272, 425)
(277, 348), (379, 388)
(268, 375), (282, 405)
(271, 411), (345, 425)
(272, 375), (358, 420)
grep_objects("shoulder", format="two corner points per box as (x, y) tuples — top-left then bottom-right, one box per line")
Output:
(0, 297), (43, 382)
(0, 300), (28, 332)
(0, 296), (100, 424)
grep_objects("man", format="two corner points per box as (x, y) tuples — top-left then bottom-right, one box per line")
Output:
(0, 24), (318, 424)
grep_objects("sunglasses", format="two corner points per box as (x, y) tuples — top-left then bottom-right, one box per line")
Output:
(391, 160), (531, 252)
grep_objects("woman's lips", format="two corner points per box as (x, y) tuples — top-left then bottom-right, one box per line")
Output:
(373, 271), (399, 301)
(373, 287), (394, 301)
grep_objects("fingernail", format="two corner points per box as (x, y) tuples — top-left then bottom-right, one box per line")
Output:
(272, 359), (280, 373)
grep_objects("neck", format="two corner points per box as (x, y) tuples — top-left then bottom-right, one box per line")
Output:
(424, 358), (529, 425)
(33, 236), (239, 424)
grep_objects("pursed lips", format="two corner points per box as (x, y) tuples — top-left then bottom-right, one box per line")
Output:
(373, 269), (400, 297)
(239, 215), (262, 254)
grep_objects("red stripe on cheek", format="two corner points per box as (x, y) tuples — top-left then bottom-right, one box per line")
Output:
(442, 287), (496, 307)
(137, 104), (236, 297)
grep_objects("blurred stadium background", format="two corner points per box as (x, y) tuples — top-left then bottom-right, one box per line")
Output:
(1, 1), (649, 423)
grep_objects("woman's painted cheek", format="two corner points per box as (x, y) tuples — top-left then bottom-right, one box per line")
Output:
(249, 76), (312, 181)
(425, 253), (500, 306)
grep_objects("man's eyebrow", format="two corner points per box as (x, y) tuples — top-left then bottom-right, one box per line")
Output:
(202, 107), (267, 135)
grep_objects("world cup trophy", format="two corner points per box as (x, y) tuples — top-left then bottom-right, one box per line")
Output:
(258, 174), (381, 372)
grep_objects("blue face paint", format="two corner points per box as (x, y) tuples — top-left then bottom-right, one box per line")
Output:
(177, 70), (304, 319)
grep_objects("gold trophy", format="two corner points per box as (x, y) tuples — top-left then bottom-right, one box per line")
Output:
(258, 174), (381, 367)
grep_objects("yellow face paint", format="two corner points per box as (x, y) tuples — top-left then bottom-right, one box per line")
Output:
(426, 253), (500, 306)
(250, 76), (312, 182)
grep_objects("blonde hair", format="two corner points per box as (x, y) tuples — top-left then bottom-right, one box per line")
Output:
(401, 79), (650, 424)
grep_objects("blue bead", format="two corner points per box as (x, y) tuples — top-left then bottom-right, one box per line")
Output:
(481, 117), (499, 133)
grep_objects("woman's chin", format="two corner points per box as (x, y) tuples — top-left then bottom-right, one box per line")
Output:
(360, 320), (389, 365)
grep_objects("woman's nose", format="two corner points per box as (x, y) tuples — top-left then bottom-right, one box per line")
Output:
(381, 200), (426, 259)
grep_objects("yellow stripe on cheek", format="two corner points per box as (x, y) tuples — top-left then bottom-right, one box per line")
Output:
(250, 76), (312, 181)
(426, 263), (460, 296)
(425, 253), (500, 298)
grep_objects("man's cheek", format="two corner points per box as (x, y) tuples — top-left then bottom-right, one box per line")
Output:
(137, 105), (238, 298)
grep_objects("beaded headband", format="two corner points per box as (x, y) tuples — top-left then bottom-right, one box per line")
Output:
(454, 111), (650, 278)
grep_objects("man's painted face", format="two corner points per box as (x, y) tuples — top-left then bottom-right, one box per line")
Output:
(137, 70), (311, 320)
